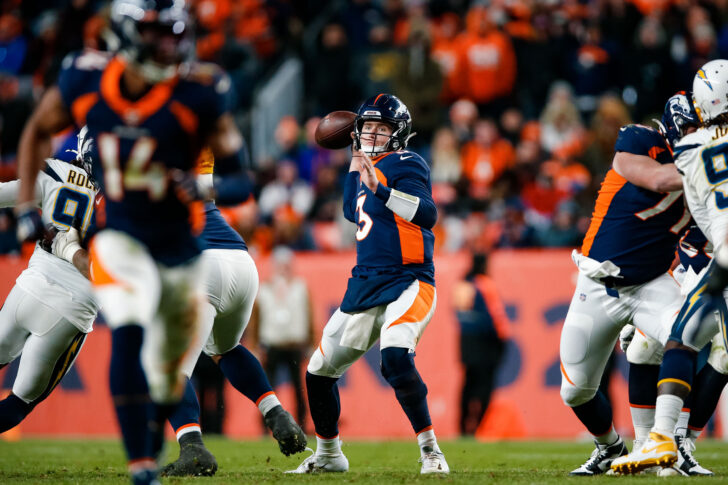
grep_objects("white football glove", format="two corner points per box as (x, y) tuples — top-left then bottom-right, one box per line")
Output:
(619, 324), (635, 353)
(51, 227), (82, 264)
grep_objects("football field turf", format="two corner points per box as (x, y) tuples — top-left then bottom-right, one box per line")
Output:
(1, 437), (728, 483)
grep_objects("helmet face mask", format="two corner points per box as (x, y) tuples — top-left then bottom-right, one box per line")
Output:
(354, 94), (413, 156)
(110, 0), (191, 83)
(692, 59), (728, 124)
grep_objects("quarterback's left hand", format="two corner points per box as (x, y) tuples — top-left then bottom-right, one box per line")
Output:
(170, 169), (209, 204)
(357, 150), (379, 192)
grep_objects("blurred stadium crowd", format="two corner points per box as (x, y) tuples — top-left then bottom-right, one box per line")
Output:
(0, 0), (727, 256)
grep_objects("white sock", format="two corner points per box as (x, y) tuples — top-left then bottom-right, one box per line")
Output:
(417, 427), (440, 454)
(674, 409), (690, 438)
(594, 426), (619, 446)
(688, 428), (703, 441)
(175, 423), (202, 442)
(316, 435), (341, 455)
(258, 392), (281, 417)
(630, 406), (655, 445)
(654, 394), (684, 436)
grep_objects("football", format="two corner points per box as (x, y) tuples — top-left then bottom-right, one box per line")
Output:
(315, 110), (357, 149)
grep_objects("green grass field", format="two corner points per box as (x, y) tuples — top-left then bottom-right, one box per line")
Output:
(1, 437), (727, 484)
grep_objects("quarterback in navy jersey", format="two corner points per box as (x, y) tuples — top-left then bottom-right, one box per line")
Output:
(15, 1), (252, 483)
(560, 93), (695, 476)
(288, 94), (448, 475)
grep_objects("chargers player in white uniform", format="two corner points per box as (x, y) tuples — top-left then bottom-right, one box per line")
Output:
(613, 60), (728, 474)
(0, 128), (98, 432)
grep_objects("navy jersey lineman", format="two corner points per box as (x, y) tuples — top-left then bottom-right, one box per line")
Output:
(561, 109), (691, 475)
(289, 94), (448, 475)
(15, 1), (251, 483)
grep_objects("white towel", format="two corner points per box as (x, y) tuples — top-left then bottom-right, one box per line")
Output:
(571, 250), (622, 280)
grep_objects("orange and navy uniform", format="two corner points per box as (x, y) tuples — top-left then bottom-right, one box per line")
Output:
(581, 124), (688, 285)
(58, 50), (233, 265)
(340, 150), (436, 312)
(677, 224), (711, 273)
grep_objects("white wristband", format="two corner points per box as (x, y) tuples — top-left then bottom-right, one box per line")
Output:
(385, 189), (420, 222)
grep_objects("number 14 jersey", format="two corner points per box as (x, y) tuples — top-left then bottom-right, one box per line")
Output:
(58, 49), (233, 265)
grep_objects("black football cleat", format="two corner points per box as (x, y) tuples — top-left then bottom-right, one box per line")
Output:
(264, 405), (307, 456)
(160, 443), (218, 477)
(570, 438), (627, 476)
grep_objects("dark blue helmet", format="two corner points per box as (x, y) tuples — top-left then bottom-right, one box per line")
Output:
(109, 0), (192, 82)
(66, 126), (97, 188)
(657, 91), (699, 148)
(354, 94), (413, 155)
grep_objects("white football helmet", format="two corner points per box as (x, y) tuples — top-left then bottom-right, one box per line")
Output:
(693, 59), (728, 123)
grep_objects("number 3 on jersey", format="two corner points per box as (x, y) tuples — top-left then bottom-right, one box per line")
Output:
(98, 133), (167, 202)
(355, 195), (373, 240)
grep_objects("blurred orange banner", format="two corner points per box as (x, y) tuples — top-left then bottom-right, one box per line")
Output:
(0, 250), (635, 438)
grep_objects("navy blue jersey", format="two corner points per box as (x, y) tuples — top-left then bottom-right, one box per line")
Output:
(581, 124), (689, 285)
(678, 224), (711, 273)
(340, 150), (436, 312)
(58, 50), (233, 265)
(201, 201), (247, 251)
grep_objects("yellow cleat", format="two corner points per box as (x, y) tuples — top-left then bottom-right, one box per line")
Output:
(610, 432), (677, 475)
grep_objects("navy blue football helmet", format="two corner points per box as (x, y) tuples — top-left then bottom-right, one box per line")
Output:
(657, 91), (699, 148)
(109, 0), (192, 82)
(354, 94), (414, 155)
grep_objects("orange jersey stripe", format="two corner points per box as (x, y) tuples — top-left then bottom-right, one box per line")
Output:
(388, 281), (435, 328)
(100, 57), (178, 125)
(372, 167), (425, 264)
(169, 101), (199, 136)
(581, 169), (627, 256)
(396, 215), (425, 264)
(71, 92), (99, 127)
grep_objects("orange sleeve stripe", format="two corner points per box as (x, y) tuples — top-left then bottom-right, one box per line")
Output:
(255, 391), (275, 406)
(88, 239), (119, 287)
(71, 92), (99, 127)
(170, 101), (199, 136)
(648, 146), (665, 159)
(188, 200), (205, 236)
(388, 281), (435, 328)
(581, 169), (627, 256)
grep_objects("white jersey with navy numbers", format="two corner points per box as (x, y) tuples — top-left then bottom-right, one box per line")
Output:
(674, 123), (728, 257)
(0, 158), (99, 332)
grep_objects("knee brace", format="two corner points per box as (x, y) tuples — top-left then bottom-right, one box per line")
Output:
(380, 347), (428, 401)
(626, 331), (664, 365)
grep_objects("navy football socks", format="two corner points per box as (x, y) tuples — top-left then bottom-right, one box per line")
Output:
(109, 325), (151, 462)
(571, 391), (614, 437)
(0, 394), (32, 433)
(688, 364), (728, 431)
(658, 348), (696, 392)
(169, 378), (201, 433)
(306, 371), (341, 438)
(629, 363), (660, 406)
(218, 345), (274, 404)
(381, 348), (432, 433)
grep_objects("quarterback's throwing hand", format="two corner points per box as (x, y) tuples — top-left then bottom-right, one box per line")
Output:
(357, 150), (379, 193)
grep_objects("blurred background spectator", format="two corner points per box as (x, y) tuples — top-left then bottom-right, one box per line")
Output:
(248, 246), (315, 431)
(452, 252), (511, 436)
(0, 0), (724, 257)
